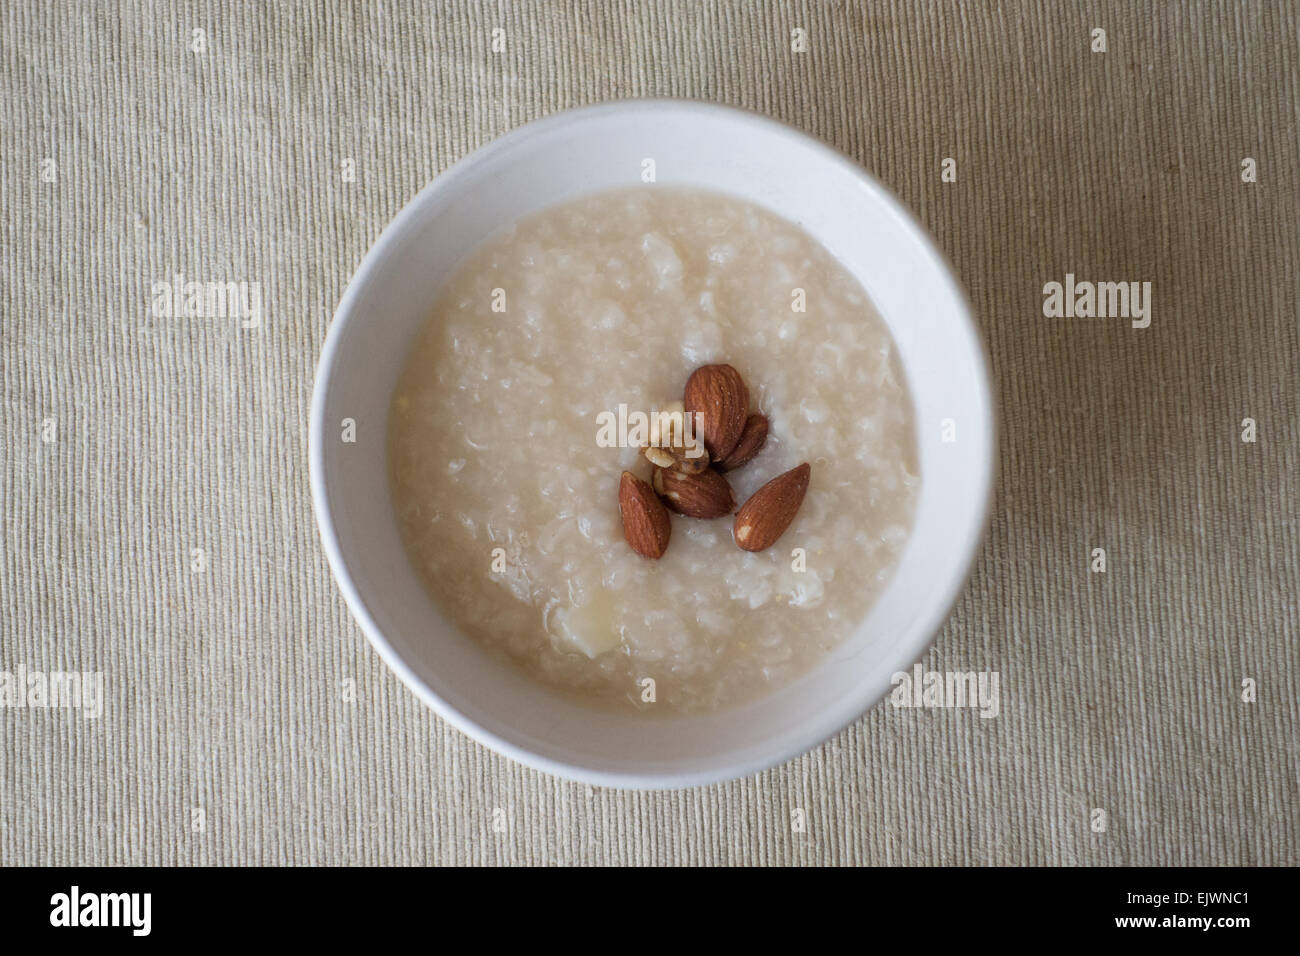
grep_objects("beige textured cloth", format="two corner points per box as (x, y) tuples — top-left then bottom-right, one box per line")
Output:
(2, 0), (1297, 865)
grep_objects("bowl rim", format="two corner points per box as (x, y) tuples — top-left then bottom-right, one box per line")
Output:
(309, 97), (997, 789)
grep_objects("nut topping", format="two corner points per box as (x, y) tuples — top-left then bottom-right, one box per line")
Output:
(652, 466), (736, 519)
(618, 471), (671, 559)
(616, 364), (808, 556)
(733, 463), (811, 552)
(715, 414), (769, 472)
(684, 364), (749, 461)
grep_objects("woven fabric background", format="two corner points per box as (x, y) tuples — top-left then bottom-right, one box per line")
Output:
(2, 0), (1297, 865)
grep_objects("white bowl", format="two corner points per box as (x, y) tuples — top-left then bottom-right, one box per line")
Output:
(310, 99), (995, 789)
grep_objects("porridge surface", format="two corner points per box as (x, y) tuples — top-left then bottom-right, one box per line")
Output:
(388, 188), (918, 713)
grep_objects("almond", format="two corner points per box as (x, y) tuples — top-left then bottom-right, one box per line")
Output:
(715, 414), (769, 472)
(652, 466), (735, 519)
(684, 364), (749, 461)
(733, 463), (811, 552)
(619, 471), (671, 559)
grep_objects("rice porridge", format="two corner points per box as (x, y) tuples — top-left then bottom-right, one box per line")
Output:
(388, 188), (918, 713)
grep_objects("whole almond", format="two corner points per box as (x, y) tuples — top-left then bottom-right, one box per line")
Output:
(652, 466), (735, 519)
(619, 471), (671, 559)
(715, 414), (769, 472)
(684, 364), (749, 461)
(733, 463), (811, 552)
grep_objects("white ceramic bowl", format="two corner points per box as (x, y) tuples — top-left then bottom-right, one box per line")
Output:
(310, 99), (995, 788)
